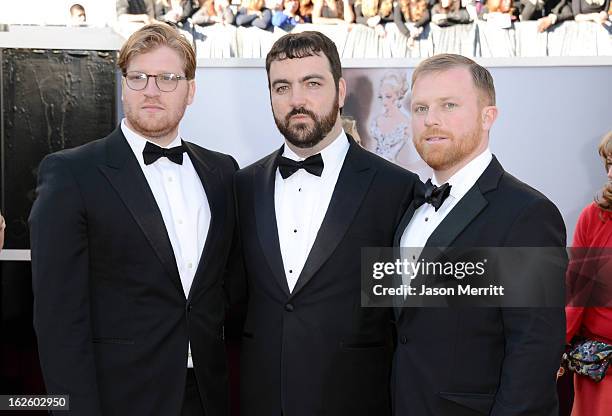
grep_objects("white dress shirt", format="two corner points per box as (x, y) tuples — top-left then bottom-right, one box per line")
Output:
(121, 119), (210, 368)
(401, 149), (493, 249)
(274, 131), (350, 293)
(399, 149), (493, 286)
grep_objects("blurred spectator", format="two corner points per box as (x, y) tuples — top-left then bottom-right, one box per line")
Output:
(300, 0), (315, 20)
(312, 0), (355, 23)
(70, 3), (87, 24)
(431, 0), (472, 25)
(572, 0), (609, 24)
(117, 0), (194, 24)
(272, 0), (307, 30)
(235, 0), (273, 29)
(479, 0), (519, 27)
(564, 131), (612, 416)
(519, 0), (573, 31)
(191, 0), (235, 25)
(393, 0), (430, 42)
(117, 0), (158, 24)
(266, 0), (285, 11)
(0, 212), (4, 251)
(157, 0), (196, 23)
(354, 0), (394, 37)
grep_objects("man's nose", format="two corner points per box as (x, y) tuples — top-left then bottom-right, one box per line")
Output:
(424, 107), (440, 127)
(289, 86), (306, 108)
(143, 76), (161, 96)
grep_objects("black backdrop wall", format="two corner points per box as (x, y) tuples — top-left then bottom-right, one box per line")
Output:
(0, 47), (116, 412)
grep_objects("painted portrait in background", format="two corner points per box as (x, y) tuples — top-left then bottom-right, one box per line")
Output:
(343, 68), (431, 180)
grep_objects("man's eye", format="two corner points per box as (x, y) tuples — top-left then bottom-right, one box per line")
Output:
(307, 81), (320, 87)
(275, 85), (289, 94)
(413, 106), (427, 113)
(160, 73), (178, 81)
(128, 73), (146, 81)
(443, 102), (457, 110)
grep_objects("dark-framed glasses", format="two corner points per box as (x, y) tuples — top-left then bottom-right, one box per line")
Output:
(123, 71), (188, 92)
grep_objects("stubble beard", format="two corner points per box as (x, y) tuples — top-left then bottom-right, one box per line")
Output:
(414, 120), (482, 172)
(124, 95), (188, 140)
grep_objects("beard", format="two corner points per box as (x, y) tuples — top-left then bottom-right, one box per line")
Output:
(413, 122), (482, 172)
(273, 94), (339, 149)
(123, 96), (189, 140)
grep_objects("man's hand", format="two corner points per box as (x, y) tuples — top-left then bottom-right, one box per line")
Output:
(537, 15), (554, 32)
(367, 15), (382, 27)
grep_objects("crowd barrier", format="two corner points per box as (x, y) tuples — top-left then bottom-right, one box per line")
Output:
(190, 20), (612, 58)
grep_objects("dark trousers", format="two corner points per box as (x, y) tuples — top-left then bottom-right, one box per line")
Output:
(181, 369), (205, 416)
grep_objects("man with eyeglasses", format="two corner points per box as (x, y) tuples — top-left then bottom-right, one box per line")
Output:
(29, 23), (238, 416)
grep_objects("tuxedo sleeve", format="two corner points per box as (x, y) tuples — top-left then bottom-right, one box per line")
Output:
(491, 198), (566, 416)
(29, 154), (102, 416)
(225, 169), (248, 307)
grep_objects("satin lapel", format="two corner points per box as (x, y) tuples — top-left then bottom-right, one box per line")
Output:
(393, 201), (418, 320)
(425, 185), (488, 247)
(183, 142), (224, 301)
(98, 128), (183, 294)
(425, 156), (505, 248)
(254, 148), (291, 296)
(290, 140), (375, 297)
(398, 158), (502, 321)
(394, 201), (418, 247)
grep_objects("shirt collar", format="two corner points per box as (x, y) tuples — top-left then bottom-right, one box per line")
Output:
(432, 149), (493, 201)
(121, 118), (182, 165)
(282, 130), (350, 175)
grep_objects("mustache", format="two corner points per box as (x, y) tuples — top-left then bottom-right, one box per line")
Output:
(418, 128), (454, 140)
(285, 107), (317, 123)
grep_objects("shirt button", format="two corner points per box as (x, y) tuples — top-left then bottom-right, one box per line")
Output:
(178, 219), (183, 225)
(425, 217), (429, 222)
(298, 188), (302, 192)
(293, 229), (297, 233)
(167, 177), (173, 182)
(289, 269), (293, 274)
(187, 262), (193, 269)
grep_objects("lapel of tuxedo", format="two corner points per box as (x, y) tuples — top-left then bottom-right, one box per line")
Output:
(98, 128), (183, 295)
(425, 157), (503, 247)
(393, 201), (418, 320)
(290, 138), (375, 298)
(394, 201), (418, 247)
(397, 157), (503, 321)
(183, 141), (225, 301)
(254, 147), (291, 296)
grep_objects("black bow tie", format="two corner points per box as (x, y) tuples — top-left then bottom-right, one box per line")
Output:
(142, 141), (186, 165)
(417, 179), (452, 211)
(277, 153), (324, 179)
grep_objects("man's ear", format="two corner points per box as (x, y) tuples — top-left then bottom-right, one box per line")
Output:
(481, 105), (498, 131)
(338, 77), (346, 109)
(187, 80), (196, 105)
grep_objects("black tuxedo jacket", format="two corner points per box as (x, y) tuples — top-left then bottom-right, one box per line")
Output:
(29, 127), (237, 416)
(234, 137), (419, 416)
(392, 157), (566, 416)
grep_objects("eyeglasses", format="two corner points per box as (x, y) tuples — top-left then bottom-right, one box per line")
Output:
(123, 71), (189, 92)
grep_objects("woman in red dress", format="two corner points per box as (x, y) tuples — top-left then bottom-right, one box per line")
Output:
(565, 131), (612, 416)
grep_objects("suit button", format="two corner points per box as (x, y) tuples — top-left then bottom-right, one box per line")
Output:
(400, 335), (407, 344)
(285, 303), (294, 312)
(187, 304), (193, 312)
